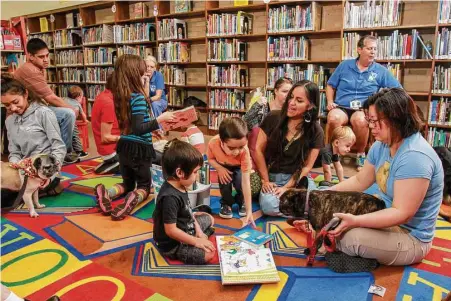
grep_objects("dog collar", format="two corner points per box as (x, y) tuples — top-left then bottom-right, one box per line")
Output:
(10, 158), (49, 186)
(303, 189), (310, 219)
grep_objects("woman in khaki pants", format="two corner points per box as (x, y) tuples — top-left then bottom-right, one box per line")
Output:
(329, 88), (443, 265)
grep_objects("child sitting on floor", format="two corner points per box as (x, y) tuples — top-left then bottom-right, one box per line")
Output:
(314, 126), (356, 184)
(64, 85), (89, 158)
(153, 140), (216, 264)
(180, 111), (205, 154)
(207, 117), (255, 227)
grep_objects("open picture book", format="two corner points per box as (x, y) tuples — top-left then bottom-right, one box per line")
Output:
(216, 235), (280, 285)
(160, 105), (198, 132)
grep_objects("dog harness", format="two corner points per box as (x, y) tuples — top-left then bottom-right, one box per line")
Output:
(9, 158), (50, 187)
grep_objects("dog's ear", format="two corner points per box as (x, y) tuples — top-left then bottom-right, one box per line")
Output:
(295, 176), (309, 189)
(33, 157), (42, 171)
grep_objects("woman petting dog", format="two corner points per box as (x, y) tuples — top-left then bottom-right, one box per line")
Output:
(327, 88), (443, 266)
(253, 80), (324, 216)
(1, 73), (66, 208)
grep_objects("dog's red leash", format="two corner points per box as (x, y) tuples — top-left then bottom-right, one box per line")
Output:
(305, 217), (341, 266)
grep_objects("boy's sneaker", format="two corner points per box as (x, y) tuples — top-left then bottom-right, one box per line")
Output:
(77, 151), (89, 159)
(239, 204), (247, 217)
(64, 152), (79, 164)
(111, 191), (140, 221)
(219, 204), (233, 219)
(94, 184), (112, 215)
(356, 153), (366, 171)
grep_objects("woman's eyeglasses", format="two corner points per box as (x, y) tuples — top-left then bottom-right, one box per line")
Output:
(365, 116), (384, 125)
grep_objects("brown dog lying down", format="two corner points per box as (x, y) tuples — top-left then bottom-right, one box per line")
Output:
(279, 177), (386, 232)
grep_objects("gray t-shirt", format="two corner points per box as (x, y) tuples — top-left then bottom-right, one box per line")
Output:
(63, 97), (82, 112)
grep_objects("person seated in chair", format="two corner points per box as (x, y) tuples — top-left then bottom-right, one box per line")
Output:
(91, 71), (120, 174)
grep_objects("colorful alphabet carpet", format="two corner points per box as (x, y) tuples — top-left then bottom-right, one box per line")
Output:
(1, 158), (450, 301)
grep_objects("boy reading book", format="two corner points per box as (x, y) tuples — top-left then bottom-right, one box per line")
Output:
(153, 140), (216, 264)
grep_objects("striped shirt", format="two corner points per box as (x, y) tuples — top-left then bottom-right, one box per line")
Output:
(121, 93), (153, 145)
(181, 125), (205, 154)
(14, 62), (54, 100)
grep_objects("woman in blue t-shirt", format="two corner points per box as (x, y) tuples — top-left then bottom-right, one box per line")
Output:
(143, 55), (167, 117)
(329, 88), (443, 266)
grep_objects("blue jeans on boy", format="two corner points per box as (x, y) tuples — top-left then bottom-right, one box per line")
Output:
(49, 106), (75, 151)
(219, 166), (243, 207)
(259, 173), (316, 216)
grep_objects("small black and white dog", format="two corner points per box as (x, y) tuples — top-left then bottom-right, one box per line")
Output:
(1, 154), (60, 217)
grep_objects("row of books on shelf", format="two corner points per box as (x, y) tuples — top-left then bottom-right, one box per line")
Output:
(85, 67), (114, 83)
(84, 47), (115, 65)
(83, 25), (113, 45)
(427, 127), (451, 148)
(207, 65), (249, 87)
(1, 53), (26, 70)
(208, 112), (244, 130)
(207, 39), (247, 62)
(57, 68), (84, 83)
(435, 27), (451, 59)
(117, 45), (153, 58)
(343, 0), (401, 29)
(439, 0), (451, 24)
(207, 12), (253, 37)
(267, 3), (318, 33)
(432, 66), (451, 93)
(266, 64), (331, 90)
(168, 87), (186, 107)
(429, 97), (451, 125)
(54, 29), (82, 48)
(381, 63), (402, 82)
(158, 19), (187, 41)
(29, 33), (53, 48)
(209, 89), (245, 111)
(343, 30), (433, 60)
(267, 36), (309, 61)
(38, 13), (80, 32)
(163, 65), (186, 85)
(113, 23), (156, 44)
(56, 50), (83, 66)
(158, 42), (190, 63)
(87, 84), (104, 100)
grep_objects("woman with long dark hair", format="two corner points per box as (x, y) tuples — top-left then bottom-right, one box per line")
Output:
(254, 80), (324, 215)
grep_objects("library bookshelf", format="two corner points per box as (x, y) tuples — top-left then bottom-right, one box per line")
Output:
(19, 0), (451, 145)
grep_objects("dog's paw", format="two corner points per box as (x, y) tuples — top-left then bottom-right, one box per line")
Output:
(36, 204), (46, 209)
(29, 210), (39, 218)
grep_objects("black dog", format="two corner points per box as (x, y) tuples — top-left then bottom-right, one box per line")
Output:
(279, 177), (386, 231)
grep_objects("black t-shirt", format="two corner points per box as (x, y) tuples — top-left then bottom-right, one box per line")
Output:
(260, 111), (325, 174)
(152, 181), (196, 252)
(314, 144), (340, 168)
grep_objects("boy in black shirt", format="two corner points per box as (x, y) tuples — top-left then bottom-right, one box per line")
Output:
(314, 126), (356, 184)
(153, 140), (216, 264)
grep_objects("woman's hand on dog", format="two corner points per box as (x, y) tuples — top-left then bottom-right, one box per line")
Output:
(328, 213), (358, 237)
(274, 186), (288, 198)
(262, 181), (277, 193)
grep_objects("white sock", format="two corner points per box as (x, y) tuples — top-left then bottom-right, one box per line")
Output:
(4, 291), (24, 301)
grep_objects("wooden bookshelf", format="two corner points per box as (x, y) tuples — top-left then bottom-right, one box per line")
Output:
(19, 0), (451, 141)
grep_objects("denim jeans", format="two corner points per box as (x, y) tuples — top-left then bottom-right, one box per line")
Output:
(259, 173), (316, 216)
(49, 106), (75, 152)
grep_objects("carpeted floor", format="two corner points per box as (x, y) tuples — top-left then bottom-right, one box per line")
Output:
(1, 158), (450, 301)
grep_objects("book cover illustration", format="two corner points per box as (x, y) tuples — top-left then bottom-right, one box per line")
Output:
(233, 228), (273, 247)
(175, 0), (191, 13)
(217, 235), (280, 285)
(160, 105), (198, 131)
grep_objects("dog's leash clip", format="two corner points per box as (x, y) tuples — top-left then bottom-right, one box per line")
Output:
(306, 217), (342, 267)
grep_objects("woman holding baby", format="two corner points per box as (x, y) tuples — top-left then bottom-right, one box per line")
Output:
(329, 88), (443, 265)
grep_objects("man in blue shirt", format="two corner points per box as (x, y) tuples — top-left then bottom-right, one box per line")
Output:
(326, 35), (401, 170)
(144, 56), (168, 118)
